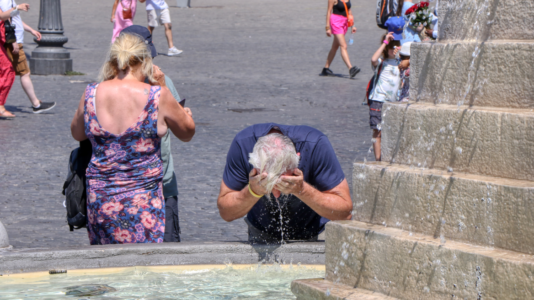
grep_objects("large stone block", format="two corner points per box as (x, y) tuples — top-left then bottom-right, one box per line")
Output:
(438, 0), (534, 41)
(410, 41), (534, 108)
(352, 162), (534, 254)
(380, 102), (534, 181)
(325, 221), (534, 300)
(292, 278), (398, 300)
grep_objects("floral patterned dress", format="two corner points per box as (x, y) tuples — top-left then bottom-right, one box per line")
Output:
(84, 83), (165, 245)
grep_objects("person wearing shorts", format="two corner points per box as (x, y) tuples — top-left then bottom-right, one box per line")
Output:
(0, 0), (56, 115)
(139, 0), (182, 56)
(322, 0), (360, 78)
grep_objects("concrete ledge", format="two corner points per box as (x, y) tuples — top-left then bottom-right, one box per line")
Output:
(352, 162), (534, 254)
(325, 221), (534, 300)
(0, 242), (324, 275)
(438, 0), (534, 41)
(292, 278), (398, 300)
(381, 102), (534, 181)
(410, 41), (534, 108)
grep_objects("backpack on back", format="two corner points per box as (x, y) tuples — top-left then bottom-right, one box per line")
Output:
(62, 140), (92, 231)
(376, 0), (398, 30)
(364, 60), (384, 105)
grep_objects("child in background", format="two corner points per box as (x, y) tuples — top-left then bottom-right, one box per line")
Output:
(398, 42), (412, 102)
(368, 32), (401, 161)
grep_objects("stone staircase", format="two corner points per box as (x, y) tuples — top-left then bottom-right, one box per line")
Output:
(292, 0), (534, 299)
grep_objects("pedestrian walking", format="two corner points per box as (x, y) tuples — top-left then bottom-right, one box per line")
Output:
(368, 32), (401, 161)
(322, 0), (360, 78)
(0, 0), (56, 115)
(0, 3), (27, 119)
(139, 0), (182, 56)
(69, 33), (195, 245)
(111, 0), (137, 43)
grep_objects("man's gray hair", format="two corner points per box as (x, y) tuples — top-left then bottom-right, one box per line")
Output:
(249, 133), (300, 196)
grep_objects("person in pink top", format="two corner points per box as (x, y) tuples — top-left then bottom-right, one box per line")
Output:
(111, 0), (137, 43)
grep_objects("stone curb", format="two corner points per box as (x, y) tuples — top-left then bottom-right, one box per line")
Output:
(0, 242), (324, 275)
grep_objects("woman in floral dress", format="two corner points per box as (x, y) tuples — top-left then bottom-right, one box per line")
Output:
(70, 33), (195, 245)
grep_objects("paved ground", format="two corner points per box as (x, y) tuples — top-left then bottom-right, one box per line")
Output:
(0, 0), (383, 248)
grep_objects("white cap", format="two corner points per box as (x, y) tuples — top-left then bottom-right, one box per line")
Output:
(399, 42), (412, 57)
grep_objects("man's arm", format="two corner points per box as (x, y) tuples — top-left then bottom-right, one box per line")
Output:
(22, 21), (41, 41)
(277, 170), (352, 220)
(217, 169), (267, 222)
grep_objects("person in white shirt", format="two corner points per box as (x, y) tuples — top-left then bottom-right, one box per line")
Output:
(139, 0), (182, 56)
(0, 0), (56, 114)
(368, 32), (401, 161)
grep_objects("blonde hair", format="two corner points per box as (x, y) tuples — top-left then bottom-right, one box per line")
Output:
(249, 133), (300, 197)
(98, 33), (155, 82)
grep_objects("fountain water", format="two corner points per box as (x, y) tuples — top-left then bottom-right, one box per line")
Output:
(292, 0), (534, 298)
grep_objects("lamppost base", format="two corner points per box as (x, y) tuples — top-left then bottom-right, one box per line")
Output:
(30, 46), (73, 75)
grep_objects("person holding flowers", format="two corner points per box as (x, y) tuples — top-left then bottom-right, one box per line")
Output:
(404, 1), (434, 42)
(400, 0), (421, 45)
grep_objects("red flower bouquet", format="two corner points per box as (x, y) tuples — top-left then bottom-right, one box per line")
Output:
(405, 1), (433, 29)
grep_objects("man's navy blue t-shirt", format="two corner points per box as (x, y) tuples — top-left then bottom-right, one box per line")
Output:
(222, 123), (345, 240)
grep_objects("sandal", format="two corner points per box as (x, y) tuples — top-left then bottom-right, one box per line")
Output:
(0, 109), (15, 119)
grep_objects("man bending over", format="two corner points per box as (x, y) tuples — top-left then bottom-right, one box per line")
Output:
(217, 123), (352, 244)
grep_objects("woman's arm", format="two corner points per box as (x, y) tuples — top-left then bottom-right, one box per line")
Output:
(111, 0), (119, 23)
(71, 93), (87, 142)
(0, 3), (29, 21)
(158, 88), (195, 142)
(325, 0), (334, 37)
(371, 32), (394, 67)
(349, 8), (357, 33)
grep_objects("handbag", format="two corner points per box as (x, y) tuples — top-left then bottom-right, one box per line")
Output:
(4, 0), (16, 44)
(341, 0), (354, 27)
(122, 0), (132, 20)
(4, 19), (16, 44)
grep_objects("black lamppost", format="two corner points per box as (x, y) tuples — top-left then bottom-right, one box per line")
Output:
(29, 0), (73, 75)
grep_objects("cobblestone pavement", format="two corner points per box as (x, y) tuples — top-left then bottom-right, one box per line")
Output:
(0, 0), (383, 248)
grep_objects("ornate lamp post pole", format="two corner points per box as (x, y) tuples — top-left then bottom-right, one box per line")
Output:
(29, 0), (73, 75)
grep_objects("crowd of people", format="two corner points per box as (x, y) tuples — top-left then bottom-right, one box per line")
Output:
(0, 0), (439, 245)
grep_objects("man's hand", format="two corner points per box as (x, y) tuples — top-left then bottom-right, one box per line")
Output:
(31, 29), (41, 41)
(249, 168), (267, 197)
(17, 3), (29, 11)
(12, 43), (19, 55)
(276, 169), (304, 196)
(152, 65), (166, 87)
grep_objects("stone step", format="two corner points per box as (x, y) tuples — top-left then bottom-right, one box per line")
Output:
(410, 41), (534, 108)
(381, 102), (534, 181)
(352, 162), (534, 255)
(325, 220), (534, 300)
(292, 278), (398, 300)
(437, 0), (534, 41)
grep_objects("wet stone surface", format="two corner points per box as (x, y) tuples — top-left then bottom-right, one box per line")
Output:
(0, 0), (382, 248)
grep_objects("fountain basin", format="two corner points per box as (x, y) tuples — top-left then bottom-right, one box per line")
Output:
(0, 264), (325, 299)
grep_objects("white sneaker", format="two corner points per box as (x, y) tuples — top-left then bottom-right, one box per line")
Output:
(168, 47), (183, 56)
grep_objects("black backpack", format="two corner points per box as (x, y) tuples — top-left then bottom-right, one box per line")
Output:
(376, 0), (398, 30)
(364, 60), (384, 105)
(62, 140), (92, 231)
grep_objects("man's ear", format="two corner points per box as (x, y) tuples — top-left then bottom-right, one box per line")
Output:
(297, 152), (300, 157)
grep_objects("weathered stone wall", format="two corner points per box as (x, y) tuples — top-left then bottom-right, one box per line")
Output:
(352, 162), (534, 254)
(410, 42), (534, 108)
(325, 221), (534, 300)
(381, 102), (534, 181)
(438, 0), (534, 41)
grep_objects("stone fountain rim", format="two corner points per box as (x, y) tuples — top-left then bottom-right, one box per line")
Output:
(0, 241), (325, 275)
